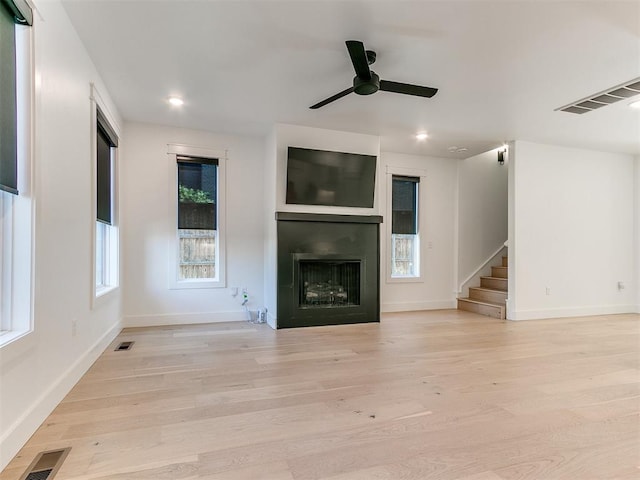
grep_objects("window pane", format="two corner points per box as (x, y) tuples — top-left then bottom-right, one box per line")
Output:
(391, 175), (420, 278)
(0, 193), (10, 331)
(177, 157), (218, 281)
(96, 221), (105, 287)
(178, 229), (215, 280)
(392, 233), (418, 277)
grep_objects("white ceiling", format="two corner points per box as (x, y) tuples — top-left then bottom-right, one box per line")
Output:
(60, 0), (640, 158)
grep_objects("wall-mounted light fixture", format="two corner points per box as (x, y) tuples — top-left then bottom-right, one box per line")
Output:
(497, 148), (506, 165)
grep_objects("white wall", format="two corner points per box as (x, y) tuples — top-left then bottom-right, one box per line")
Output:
(121, 123), (265, 327)
(263, 130), (278, 328)
(508, 141), (636, 320)
(636, 155), (640, 312)
(380, 152), (458, 312)
(0, 0), (121, 470)
(457, 148), (508, 292)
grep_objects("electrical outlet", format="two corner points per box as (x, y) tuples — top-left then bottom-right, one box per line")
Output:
(617, 281), (625, 291)
(545, 287), (551, 296)
(71, 319), (77, 337)
(231, 287), (238, 297)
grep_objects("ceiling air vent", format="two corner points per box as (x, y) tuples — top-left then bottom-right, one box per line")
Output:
(557, 77), (640, 114)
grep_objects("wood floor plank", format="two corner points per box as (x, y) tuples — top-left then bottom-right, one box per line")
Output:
(1, 311), (638, 480)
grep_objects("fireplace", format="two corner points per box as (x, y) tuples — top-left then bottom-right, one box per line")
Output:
(276, 212), (381, 328)
(298, 258), (360, 308)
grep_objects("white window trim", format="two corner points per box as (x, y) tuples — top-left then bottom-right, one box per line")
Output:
(386, 165), (427, 284)
(1, 22), (34, 348)
(90, 83), (120, 306)
(167, 143), (227, 289)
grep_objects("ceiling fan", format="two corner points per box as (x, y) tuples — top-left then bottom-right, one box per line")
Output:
(310, 40), (438, 109)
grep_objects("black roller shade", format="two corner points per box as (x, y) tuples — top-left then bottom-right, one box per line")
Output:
(0, 0), (32, 195)
(97, 108), (118, 148)
(2, 0), (32, 25)
(177, 156), (218, 230)
(392, 175), (419, 235)
(0, 3), (17, 194)
(96, 126), (113, 224)
(96, 109), (117, 225)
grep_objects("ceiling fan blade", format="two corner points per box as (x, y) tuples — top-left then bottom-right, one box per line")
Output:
(379, 80), (438, 98)
(310, 87), (355, 109)
(345, 40), (371, 81)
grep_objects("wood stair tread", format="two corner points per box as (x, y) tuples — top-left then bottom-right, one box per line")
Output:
(481, 276), (507, 280)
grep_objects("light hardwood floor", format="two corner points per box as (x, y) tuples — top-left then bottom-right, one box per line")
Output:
(2, 310), (639, 479)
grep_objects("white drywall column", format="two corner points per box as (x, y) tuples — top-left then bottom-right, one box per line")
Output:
(508, 140), (636, 320)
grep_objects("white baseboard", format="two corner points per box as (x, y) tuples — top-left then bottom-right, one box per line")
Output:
(508, 304), (637, 321)
(266, 312), (277, 329)
(0, 320), (121, 471)
(381, 299), (457, 313)
(122, 311), (247, 328)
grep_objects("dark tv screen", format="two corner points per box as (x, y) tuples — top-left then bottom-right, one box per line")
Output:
(286, 147), (376, 208)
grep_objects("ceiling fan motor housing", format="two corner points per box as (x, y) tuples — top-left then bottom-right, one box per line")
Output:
(354, 71), (380, 95)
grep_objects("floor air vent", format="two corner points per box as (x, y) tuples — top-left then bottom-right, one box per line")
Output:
(19, 448), (71, 480)
(557, 77), (640, 114)
(115, 341), (134, 351)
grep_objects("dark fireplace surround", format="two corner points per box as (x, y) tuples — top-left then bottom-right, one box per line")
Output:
(276, 212), (381, 328)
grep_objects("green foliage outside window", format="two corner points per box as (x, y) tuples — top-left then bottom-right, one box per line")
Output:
(179, 185), (213, 204)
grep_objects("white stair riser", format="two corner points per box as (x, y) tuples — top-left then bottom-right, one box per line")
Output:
(480, 277), (507, 291)
(491, 266), (508, 278)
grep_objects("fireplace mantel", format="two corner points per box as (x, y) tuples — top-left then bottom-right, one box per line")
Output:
(276, 212), (382, 224)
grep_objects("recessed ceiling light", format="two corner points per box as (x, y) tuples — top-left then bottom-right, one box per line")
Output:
(630, 100), (640, 109)
(168, 96), (184, 106)
(415, 132), (428, 141)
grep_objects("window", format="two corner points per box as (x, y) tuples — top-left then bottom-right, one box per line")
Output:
(390, 174), (420, 278)
(1, 0), (33, 346)
(169, 145), (226, 289)
(92, 93), (119, 299)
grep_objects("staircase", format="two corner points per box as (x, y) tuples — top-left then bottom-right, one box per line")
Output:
(457, 255), (507, 319)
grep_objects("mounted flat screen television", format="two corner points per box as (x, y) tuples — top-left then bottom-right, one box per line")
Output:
(286, 146), (377, 208)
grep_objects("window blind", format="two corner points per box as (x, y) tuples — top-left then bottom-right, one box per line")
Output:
(392, 175), (419, 235)
(0, 0), (32, 195)
(2, 0), (32, 25)
(0, 4), (17, 194)
(96, 110), (117, 225)
(177, 156), (218, 230)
